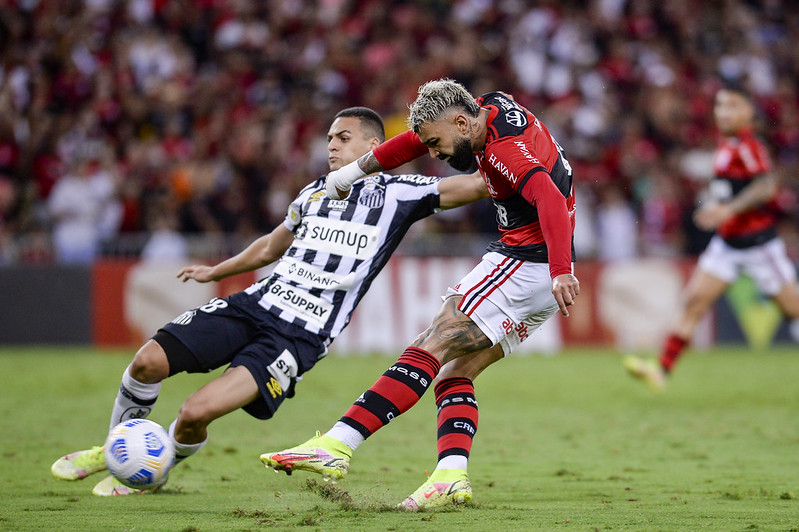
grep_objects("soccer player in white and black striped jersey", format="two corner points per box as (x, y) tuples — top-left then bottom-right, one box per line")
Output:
(50, 106), (490, 496)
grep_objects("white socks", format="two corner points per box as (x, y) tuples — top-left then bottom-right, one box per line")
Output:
(109, 365), (161, 432)
(326, 421), (364, 451)
(168, 420), (207, 465)
(436, 455), (468, 471)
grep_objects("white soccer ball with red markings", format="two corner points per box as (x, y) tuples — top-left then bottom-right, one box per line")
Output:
(104, 419), (175, 489)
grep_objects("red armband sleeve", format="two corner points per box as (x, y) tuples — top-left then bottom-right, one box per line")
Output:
(373, 130), (428, 170)
(520, 172), (573, 278)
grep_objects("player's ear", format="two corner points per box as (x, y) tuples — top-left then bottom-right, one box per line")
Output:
(455, 113), (470, 134)
(368, 137), (381, 150)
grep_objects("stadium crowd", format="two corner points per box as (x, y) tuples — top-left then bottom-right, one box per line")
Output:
(0, 0), (797, 264)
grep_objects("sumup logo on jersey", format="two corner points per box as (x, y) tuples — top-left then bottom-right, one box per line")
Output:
(294, 215), (381, 260)
(358, 176), (385, 209)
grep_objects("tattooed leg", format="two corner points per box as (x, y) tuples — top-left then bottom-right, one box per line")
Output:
(412, 296), (492, 365)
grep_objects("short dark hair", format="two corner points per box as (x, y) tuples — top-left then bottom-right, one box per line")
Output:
(334, 107), (386, 142)
(719, 79), (751, 101)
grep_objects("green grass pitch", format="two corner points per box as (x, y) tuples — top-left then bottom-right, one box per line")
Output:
(1, 346), (798, 531)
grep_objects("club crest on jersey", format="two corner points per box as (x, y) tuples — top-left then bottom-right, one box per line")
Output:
(358, 178), (385, 209)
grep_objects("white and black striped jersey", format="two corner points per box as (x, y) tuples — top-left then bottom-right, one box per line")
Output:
(243, 172), (442, 344)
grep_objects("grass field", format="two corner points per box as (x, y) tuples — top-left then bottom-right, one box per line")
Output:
(1, 346), (798, 531)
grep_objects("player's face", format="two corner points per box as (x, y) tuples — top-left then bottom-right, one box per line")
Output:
(327, 117), (378, 171)
(714, 90), (754, 136)
(417, 117), (475, 172)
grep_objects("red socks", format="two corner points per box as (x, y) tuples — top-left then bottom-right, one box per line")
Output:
(659, 334), (688, 373)
(339, 347), (441, 438)
(435, 377), (478, 461)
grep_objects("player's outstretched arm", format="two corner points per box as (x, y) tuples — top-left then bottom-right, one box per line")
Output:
(177, 224), (295, 283)
(438, 171), (489, 210)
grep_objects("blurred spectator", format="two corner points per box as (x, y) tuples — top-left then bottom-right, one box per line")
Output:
(141, 211), (187, 263)
(0, 0), (796, 263)
(596, 183), (638, 262)
(47, 148), (121, 263)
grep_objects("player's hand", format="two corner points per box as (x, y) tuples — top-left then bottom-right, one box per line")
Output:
(325, 160), (366, 199)
(552, 273), (580, 317)
(324, 177), (351, 200)
(694, 203), (733, 231)
(177, 265), (216, 283)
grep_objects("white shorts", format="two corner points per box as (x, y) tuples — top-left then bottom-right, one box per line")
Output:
(446, 252), (565, 356)
(697, 235), (797, 296)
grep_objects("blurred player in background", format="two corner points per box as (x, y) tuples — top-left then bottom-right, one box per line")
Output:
(50, 107), (489, 496)
(624, 85), (799, 391)
(261, 79), (580, 510)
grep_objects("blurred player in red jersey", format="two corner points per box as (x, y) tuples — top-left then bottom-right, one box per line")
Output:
(260, 79), (580, 510)
(624, 85), (799, 391)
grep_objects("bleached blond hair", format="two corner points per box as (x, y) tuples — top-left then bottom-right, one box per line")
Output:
(407, 79), (480, 133)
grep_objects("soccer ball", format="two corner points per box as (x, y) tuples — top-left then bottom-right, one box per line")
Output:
(104, 419), (175, 489)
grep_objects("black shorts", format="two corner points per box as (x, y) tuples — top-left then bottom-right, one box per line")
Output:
(156, 292), (327, 420)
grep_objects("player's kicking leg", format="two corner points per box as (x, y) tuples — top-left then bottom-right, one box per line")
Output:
(260, 298), (487, 485)
(51, 339), (169, 490)
(260, 431), (352, 482)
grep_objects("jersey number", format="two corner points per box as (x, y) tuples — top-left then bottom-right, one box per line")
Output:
(552, 135), (573, 176)
(200, 298), (228, 313)
(496, 204), (509, 226)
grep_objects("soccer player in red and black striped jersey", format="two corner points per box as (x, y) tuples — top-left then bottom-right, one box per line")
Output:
(624, 85), (799, 391)
(260, 79), (580, 510)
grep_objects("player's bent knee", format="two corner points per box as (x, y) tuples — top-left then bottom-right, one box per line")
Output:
(129, 340), (170, 383)
(176, 399), (213, 431)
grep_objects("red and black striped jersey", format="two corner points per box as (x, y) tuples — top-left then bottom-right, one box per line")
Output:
(373, 92), (575, 278)
(475, 92), (575, 277)
(710, 127), (777, 248)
